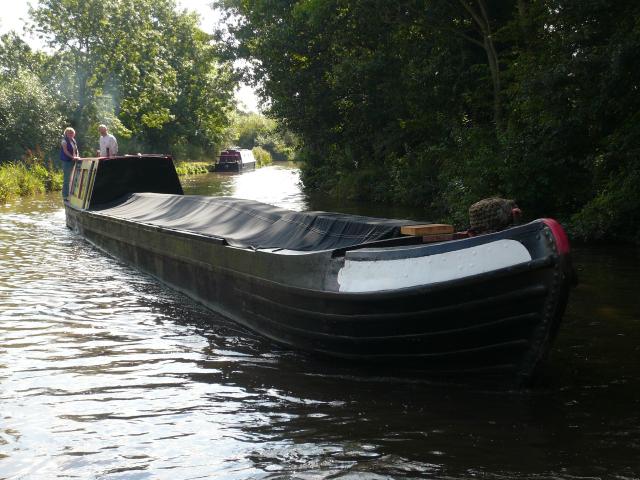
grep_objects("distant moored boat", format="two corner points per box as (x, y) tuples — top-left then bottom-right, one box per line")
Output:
(214, 148), (256, 172)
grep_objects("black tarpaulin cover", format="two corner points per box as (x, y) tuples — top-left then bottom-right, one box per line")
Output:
(93, 193), (420, 251)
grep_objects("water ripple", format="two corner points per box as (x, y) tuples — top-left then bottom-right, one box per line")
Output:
(1, 187), (639, 479)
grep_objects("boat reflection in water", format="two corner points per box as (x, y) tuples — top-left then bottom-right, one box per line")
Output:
(65, 155), (576, 387)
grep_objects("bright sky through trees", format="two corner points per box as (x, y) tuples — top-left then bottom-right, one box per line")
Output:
(0, 0), (259, 112)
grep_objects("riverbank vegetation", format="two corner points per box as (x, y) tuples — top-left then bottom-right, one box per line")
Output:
(2, 1), (638, 243)
(0, 0), (237, 197)
(218, 0), (640, 242)
(252, 147), (273, 167)
(230, 112), (298, 162)
(0, 0), (295, 203)
(174, 162), (211, 176)
(0, 159), (62, 204)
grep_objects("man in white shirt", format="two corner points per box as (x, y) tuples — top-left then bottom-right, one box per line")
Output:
(98, 124), (118, 157)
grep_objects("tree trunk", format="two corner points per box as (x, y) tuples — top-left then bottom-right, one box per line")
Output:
(517, 0), (529, 42)
(459, 0), (502, 131)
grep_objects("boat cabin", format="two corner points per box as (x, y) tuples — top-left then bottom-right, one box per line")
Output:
(68, 155), (183, 210)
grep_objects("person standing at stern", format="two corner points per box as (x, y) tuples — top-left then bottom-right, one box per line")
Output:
(60, 127), (79, 200)
(98, 124), (118, 157)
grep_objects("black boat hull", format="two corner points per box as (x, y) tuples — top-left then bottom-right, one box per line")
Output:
(65, 205), (571, 386)
(64, 155), (574, 386)
(214, 161), (255, 172)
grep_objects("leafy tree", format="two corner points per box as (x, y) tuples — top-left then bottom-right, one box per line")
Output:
(0, 33), (48, 77)
(146, 8), (236, 156)
(485, 0), (640, 240)
(229, 111), (297, 160)
(231, 112), (272, 149)
(0, 69), (63, 161)
(29, 0), (116, 146)
(218, 0), (640, 241)
(28, 0), (236, 157)
(216, 0), (495, 203)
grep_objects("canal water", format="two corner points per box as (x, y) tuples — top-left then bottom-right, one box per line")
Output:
(1, 165), (638, 479)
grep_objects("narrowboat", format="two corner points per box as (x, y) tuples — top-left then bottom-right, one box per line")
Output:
(214, 148), (256, 172)
(65, 155), (576, 386)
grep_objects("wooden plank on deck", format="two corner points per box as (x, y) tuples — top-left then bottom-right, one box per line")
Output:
(401, 224), (454, 236)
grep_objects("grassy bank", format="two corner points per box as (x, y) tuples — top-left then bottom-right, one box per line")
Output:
(252, 146), (273, 167)
(174, 161), (212, 176)
(0, 162), (63, 204)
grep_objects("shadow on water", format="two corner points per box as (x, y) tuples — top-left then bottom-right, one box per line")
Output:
(145, 207), (640, 478)
(1, 167), (639, 479)
(170, 302), (640, 479)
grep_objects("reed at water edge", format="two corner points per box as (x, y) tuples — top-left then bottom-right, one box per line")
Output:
(173, 161), (212, 176)
(0, 153), (63, 204)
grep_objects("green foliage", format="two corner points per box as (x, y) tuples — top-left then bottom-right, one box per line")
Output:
(0, 68), (64, 161)
(0, 1), (242, 200)
(50, 170), (63, 191)
(218, 0), (495, 220)
(0, 161), (62, 203)
(570, 124), (640, 242)
(0, 165), (20, 203)
(232, 113), (272, 149)
(497, 0), (640, 237)
(169, 143), (213, 162)
(25, 0), (236, 157)
(0, 33), (48, 77)
(174, 161), (210, 176)
(251, 146), (273, 167)
(219, 0), (640, 241)
(230, 112), (298, 161)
